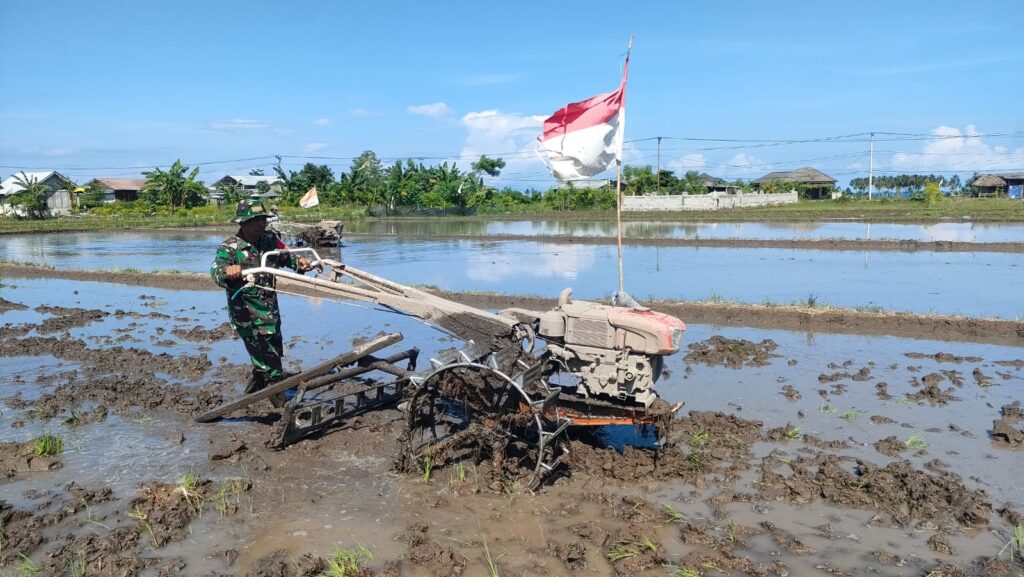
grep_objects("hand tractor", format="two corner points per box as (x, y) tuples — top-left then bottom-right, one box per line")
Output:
(196, 248), (686, 489)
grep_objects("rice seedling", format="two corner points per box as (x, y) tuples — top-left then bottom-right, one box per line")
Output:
(422, 456), (434, 484)
(689, 430), (710, 447)
(482, 536), (502, 577)
(68, 551), (85, 577)
(500, 479), (523, 509)
(664, 504), (687, 523)
(323, 544), (373, 577)
(639, 536), (659, 552)
(32, 434), (63, 456)
(668, 566), (702, 577)
(785, 427), (803, 441)
(686, 448), (709, 472)
(797, 293), (819, 308)
(997, 522), (1024, 561)
(703, 292), (735, 305)
(130, 509), (160, 547)
(606, 542), (639, 562)
(16, 553), (41, 577)
(839, 409), (863, 421)
(905, 433), (928, 451)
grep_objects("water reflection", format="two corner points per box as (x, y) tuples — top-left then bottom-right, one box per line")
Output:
(343, 219), (1024, 242)
(1, 229), (1020, 318)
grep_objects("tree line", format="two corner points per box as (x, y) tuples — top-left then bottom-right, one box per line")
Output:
(2, 156), (1009, 220)
(848, 174), (963, 195)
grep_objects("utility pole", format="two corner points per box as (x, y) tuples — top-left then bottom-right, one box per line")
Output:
(868, 132), (874, 200)
(655, 136), (662, 194)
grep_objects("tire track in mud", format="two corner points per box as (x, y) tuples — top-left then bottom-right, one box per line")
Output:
(3, 262), (1022, 346)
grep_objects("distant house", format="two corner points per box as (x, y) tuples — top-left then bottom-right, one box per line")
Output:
(85, 178), (147, 203)
(970, 174), (1007, 197)
(697, 173), (738, 194)
(753, 167), (837, 200)
(969, 172), (1024, 198)
(0, 171), (73, 216)
(214, 175), (285, 197)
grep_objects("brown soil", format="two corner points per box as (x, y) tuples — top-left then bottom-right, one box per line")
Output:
(0, 297), (27, 312)
(0, 335), (212, 381)
(0, 440), (62, 478)
(992, 402), (1024, 448)
(684, 335), (780, 368)
(905, 372), (958, 405)
(33, 305), (109, 334)
(758, 454), (991, 526)
(171, 323), (235, 342)
(873, 435), (908, 456)
(5, 262), (1023, 346)
(927, 533), (955, 556)
(130, 480), (220, 546)
(905, 351), (985, 363)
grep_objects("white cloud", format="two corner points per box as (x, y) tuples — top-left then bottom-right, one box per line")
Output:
(720, 153), (767, 175)
(303, 142), (329, 153)
(407, 102), (454, 118)
(465, 243), (597, 283)
(207, 118), (269, 131)
(313, 118), (332, 126)
(889, 124), (1024, 172)
(459, 109), (547, 182)
(668, 153), (707, 173)
(349, 108), (372, 118)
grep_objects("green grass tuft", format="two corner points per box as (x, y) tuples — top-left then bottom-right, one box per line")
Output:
(323, 544), (373, 577)
(32, 434), (63, 456)
(904, 433), (928, 451)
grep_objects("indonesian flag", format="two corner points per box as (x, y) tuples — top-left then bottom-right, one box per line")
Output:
(299, 186), (319, 209)
(538, 56), (629, 181)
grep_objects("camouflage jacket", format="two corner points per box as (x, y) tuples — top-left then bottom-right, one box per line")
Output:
(210, 231), (299, 336)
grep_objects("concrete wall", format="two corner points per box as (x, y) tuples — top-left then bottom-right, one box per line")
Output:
(622, 191), (798, 211)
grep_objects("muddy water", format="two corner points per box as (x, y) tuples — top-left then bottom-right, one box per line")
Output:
(3, 231), (1021, 318)
(346, 219), (1024, 243)
(2, 275), (1023, 575)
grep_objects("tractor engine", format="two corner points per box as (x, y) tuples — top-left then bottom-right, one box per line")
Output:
(504, 289), (686, 407)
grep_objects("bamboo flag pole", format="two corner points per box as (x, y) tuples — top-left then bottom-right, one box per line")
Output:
(615, 36), (633, 296)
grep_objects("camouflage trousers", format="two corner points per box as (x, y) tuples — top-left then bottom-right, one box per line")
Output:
(239, 328), (284, 391)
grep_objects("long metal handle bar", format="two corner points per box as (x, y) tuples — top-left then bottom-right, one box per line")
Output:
(241, 256), (518, 340)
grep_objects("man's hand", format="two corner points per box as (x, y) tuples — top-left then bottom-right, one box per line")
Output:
(296, 257), (313, 273)
(224, 264), (242, 280)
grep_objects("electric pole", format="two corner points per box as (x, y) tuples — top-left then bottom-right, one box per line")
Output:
(656, 136), (662, 194)
(868, 132), (874, 200)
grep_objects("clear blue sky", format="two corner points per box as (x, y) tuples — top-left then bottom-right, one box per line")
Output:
(1, 0), (1022, 189)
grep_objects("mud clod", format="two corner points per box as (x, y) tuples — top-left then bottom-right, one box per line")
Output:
(873, 436), (908, 457)
(926, 533), (954, 555)
(684, 336), (780, 369)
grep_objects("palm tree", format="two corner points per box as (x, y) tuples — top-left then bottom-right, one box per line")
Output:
(9, 173), (51, 218)
(141, 160), (208, 211)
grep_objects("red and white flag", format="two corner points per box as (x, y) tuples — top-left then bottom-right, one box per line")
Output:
(538, 56), (629, 181)
(299, 186), (319, 209)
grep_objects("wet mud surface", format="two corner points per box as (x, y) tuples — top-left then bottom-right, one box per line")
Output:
(1, 274), (1023, 576)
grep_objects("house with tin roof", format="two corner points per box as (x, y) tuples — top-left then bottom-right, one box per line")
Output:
(753, 167), (837, 200)
(214, 175), (284, 195)
(0, 171), (73, 216)
(84, 178), (147, 203)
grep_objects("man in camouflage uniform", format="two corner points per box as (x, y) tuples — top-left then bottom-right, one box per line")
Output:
(210, 199), (311, 395)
